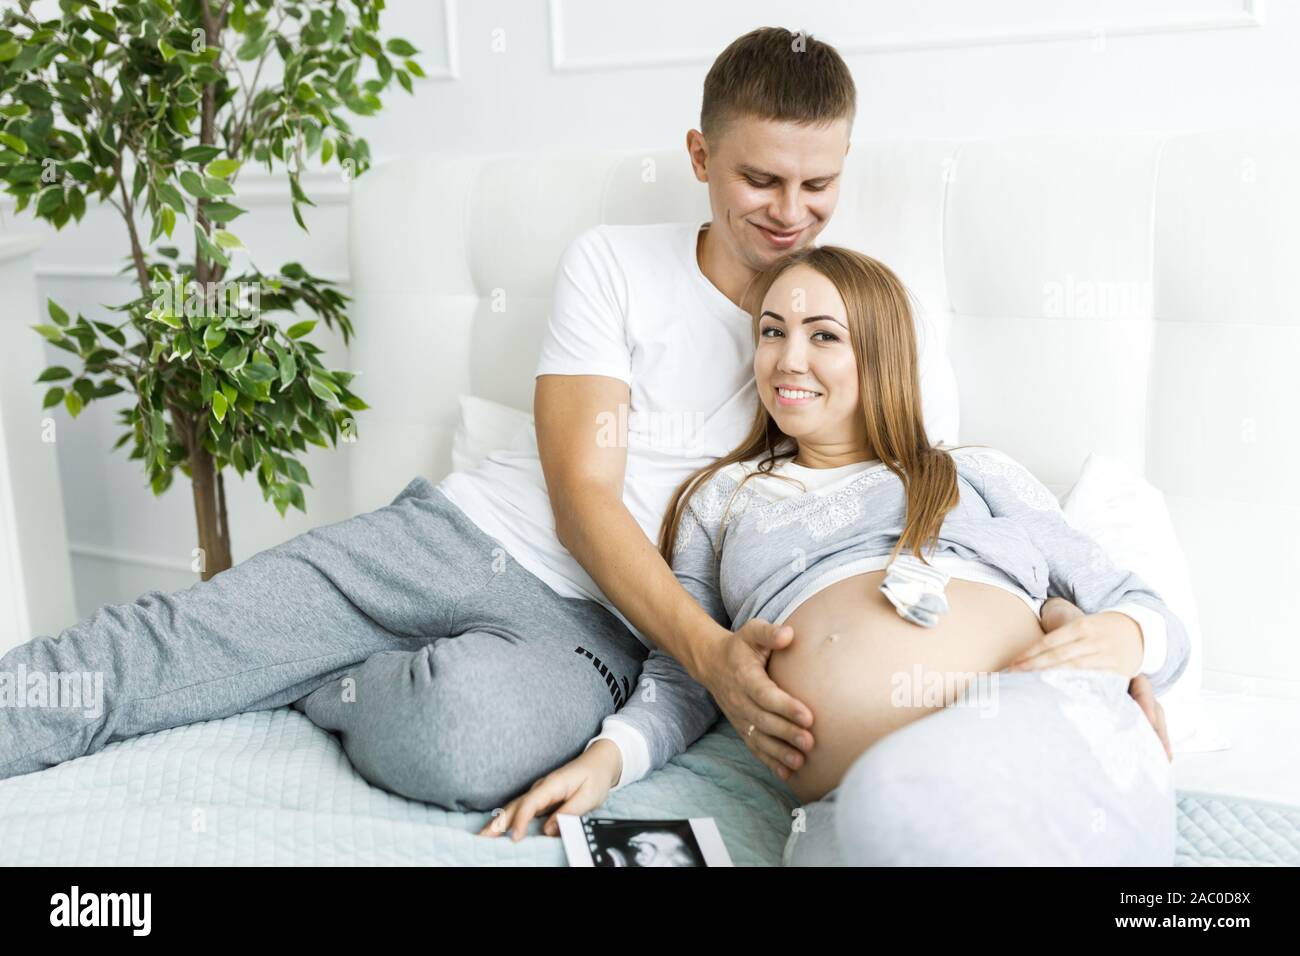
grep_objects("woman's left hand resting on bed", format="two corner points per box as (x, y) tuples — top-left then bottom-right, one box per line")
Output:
(477, 740), (622, 842)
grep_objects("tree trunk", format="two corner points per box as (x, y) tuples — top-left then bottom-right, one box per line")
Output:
(189, 442), (232, 580)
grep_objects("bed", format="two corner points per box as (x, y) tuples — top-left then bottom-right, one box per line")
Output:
(2, 700), (1295, 866)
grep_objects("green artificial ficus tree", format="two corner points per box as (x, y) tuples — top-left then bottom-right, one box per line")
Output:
(0, 0), (422, 579)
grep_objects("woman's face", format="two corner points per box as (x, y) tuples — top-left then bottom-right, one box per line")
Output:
(754, 265), (865, 450)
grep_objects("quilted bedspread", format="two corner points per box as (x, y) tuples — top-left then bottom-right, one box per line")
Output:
(0, 707), (1294, 865)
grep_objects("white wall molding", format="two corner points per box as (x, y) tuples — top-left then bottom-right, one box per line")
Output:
(549, 0), (1267, 73)
(0, 236), (78, 649)
(425, 0), (462, 81)
(68, 541), (198, 574)
(0, 170), (350, 211)
(31, 264), (350, 283)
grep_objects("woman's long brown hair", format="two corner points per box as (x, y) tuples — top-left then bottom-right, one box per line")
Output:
(657, 245), (983, 566)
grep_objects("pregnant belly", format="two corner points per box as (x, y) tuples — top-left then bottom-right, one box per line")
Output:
(766, 569), (1046, 803)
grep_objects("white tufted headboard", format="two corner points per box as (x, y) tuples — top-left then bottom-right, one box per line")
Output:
(347, 130), (1300, 699)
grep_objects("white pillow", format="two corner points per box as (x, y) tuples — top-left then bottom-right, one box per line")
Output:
(1059, 453), (1227, 755)
(450, 394), (534, 474)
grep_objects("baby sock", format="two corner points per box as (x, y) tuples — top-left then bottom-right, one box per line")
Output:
(879, 553), (951, 628)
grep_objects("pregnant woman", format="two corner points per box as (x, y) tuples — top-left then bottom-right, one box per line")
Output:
(480, 246), (1190, 865)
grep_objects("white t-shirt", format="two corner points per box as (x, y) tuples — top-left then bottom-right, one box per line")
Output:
(437, 220), (961, 644)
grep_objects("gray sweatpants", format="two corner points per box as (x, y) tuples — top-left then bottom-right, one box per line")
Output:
(782, 668), (1177, 866)
(0, 476), (647, 812)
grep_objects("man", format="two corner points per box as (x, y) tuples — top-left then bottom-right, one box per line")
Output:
(0, 28), (1167, 813)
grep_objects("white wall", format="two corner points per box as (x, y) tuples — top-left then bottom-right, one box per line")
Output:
(1, 0), (1295, 624)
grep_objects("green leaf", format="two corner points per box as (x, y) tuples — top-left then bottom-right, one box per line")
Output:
(64, 389), (84, 418)
(158, 182), (187, 212)
(211, 390), (228, 423)
(32, 324), (65, 342)
(36, 186), (64, 217)
(202, 201), (246, 222)
(206, 158), (241, 178)
(0, 131), (27, 155)
(42, 387), (65, 409)
(0, 39), (20, 62)
(283, 457), (310, 484)
(67, 189), (86, 223)
(289, 174), (315, 206)
(268, 340), (296, 389)
(220, 346), (249, 372)
(203, 324), (227, 351)
(203, 176), (234, 196)
(179, 170), (209, 198)
(386, 38), (420, 57)
(237, 34), (272, 61)
(36, 367), (73, 382)
(307, 373), (336, 402)
(64, 161), (95, 182)
(286, 319), (316, 339)
(194, 226), (230, 268)
(93, 322), (128, 347)
(47, 299), (70, 327)
(242, 362), (277, 383)
(181, 145), (223, 164)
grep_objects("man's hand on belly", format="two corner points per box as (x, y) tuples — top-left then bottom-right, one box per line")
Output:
(699, 619), (816, 782)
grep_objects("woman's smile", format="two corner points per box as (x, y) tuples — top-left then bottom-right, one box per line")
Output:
(775, 385), (823, 406)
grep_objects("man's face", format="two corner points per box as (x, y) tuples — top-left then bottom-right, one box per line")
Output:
(688, 115), (850, 274)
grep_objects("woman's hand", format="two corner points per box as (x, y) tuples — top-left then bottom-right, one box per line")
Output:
(477, 739), (622, 842)
(1019, 597), (1173, 760)
(1010, 597), (1143, 678)
(1128, 674), (1173, 762)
